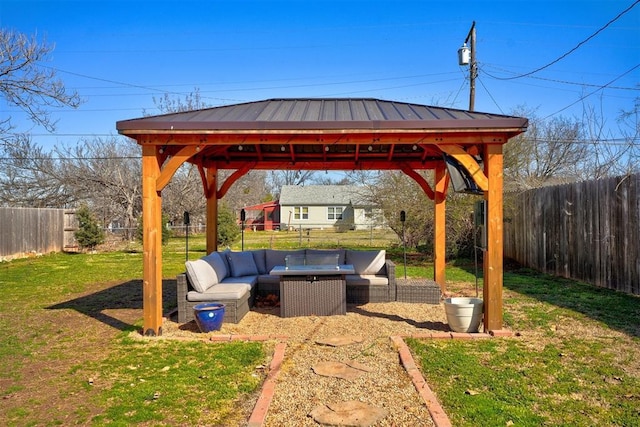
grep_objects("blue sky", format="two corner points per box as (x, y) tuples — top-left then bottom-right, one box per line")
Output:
(1, 0), (638, 150)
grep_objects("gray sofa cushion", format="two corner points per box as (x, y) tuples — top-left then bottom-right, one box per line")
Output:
(345, 250), (386, 275)
(345, 274), (389, 286)
(222, 275), (258, 287)
(202, 252), (228, 281)
(187, 283), (250, 301)
(185, 259), (218, 292)
(227, 251), (259, 277)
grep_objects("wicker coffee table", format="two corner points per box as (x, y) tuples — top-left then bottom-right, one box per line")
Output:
(270, 265), (354, 317)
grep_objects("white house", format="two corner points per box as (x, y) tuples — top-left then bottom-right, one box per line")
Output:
(278, 185), (382, 230)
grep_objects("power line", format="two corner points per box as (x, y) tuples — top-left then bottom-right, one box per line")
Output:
(482, 63), (640, 91)
(477, 77), (505, 114)
(543, 63), (640, 119)
(490, 0), (640, 81)
(37, 64), (243, 104)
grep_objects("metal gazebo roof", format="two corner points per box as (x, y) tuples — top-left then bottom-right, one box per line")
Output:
(117, 98), (526, 131)
(117, 98), (527, 172)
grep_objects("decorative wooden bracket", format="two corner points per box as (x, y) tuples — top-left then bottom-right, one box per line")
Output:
(198, 162), (256, 199)
(400, 164), (435, 200)
(440, 145), (488, 191)
(217, 163), (256, 199)
(155, 145), (201, 192)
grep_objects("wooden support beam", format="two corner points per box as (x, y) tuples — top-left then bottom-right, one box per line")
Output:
(205, 167), (218, 253)
(121, 131), (515, 146)
(483, 143), (504, 332)
(434, 162), (448, 291)
(200, 158), (442, 171)
(141, 145), (163, 336)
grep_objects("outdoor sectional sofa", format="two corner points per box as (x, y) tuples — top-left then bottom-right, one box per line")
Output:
(176, 248), (396, 324)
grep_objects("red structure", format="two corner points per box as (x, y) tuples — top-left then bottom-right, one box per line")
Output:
(242, 201), (280, 230)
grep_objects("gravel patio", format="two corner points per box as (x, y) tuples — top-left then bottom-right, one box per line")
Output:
(163, 301), (462, 426)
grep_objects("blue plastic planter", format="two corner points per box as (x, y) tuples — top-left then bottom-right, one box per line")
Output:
(193, 303), (225, 332)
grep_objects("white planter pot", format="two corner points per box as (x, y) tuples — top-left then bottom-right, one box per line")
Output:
(444, 297), (483, 333)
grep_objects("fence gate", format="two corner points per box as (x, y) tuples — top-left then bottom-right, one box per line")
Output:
(63, 210), (78, 252)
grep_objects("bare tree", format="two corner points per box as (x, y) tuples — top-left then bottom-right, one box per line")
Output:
(0, 134), (75, 207)
(162, 164), (206, 224)
(221, 170), (269, 213)
(143, 88), (207, 116)
(310, 173), (352, 186)
(353, 171), (433, 248)
(267, 170), (316, 198)
(617, 95), (640, 173)
(350, 169), (480, 257)
(56, 137), (141, 238)
(0, 29), (82, 207)
(504, 106), (588, 190)
(580, 101), (635, 179)
(0, 29), (81, 137)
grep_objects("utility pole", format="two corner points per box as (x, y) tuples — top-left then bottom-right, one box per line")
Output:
(458, 21), (477, 111)
(468, 21), (476, 111)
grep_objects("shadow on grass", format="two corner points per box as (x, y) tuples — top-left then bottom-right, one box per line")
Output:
(47, 279), (177, 332)
(456, 260), (640, 338)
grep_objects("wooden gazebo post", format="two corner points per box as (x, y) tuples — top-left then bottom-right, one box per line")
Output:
(433, 162), (448, 291)
(141, 145), (164, 336)
(483, 143), (504, 332)
(205, 167), (218, 253)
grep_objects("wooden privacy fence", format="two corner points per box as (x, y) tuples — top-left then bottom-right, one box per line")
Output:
(504, 173), (640, 296)
(0, 207), (77, 261)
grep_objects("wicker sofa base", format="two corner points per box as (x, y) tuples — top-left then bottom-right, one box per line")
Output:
(176, 273), (252, 324)
(346, 285), (391, 304)
(396, 278), (442, 304)
(178, 297), (250, 324)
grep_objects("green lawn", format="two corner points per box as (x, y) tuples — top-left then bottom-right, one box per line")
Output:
(407, 266), (640, 427)
(0, 237), (266, 426)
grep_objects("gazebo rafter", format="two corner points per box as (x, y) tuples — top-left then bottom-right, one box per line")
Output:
(117, 98), (527, 336)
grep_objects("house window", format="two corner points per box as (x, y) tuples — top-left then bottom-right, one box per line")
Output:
(294, 206), (308, 220)
(328, 207), (343, 220)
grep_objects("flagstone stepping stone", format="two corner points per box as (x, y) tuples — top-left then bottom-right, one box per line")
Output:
(315, 335), (364, 347)
(312, 361), (373, 380)
(309, 400), (388, 426)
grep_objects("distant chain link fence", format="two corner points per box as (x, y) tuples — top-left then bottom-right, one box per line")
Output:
(163, 222), (399, 249)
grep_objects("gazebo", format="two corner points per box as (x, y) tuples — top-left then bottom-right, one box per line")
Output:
(116, 98), (528, 336)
